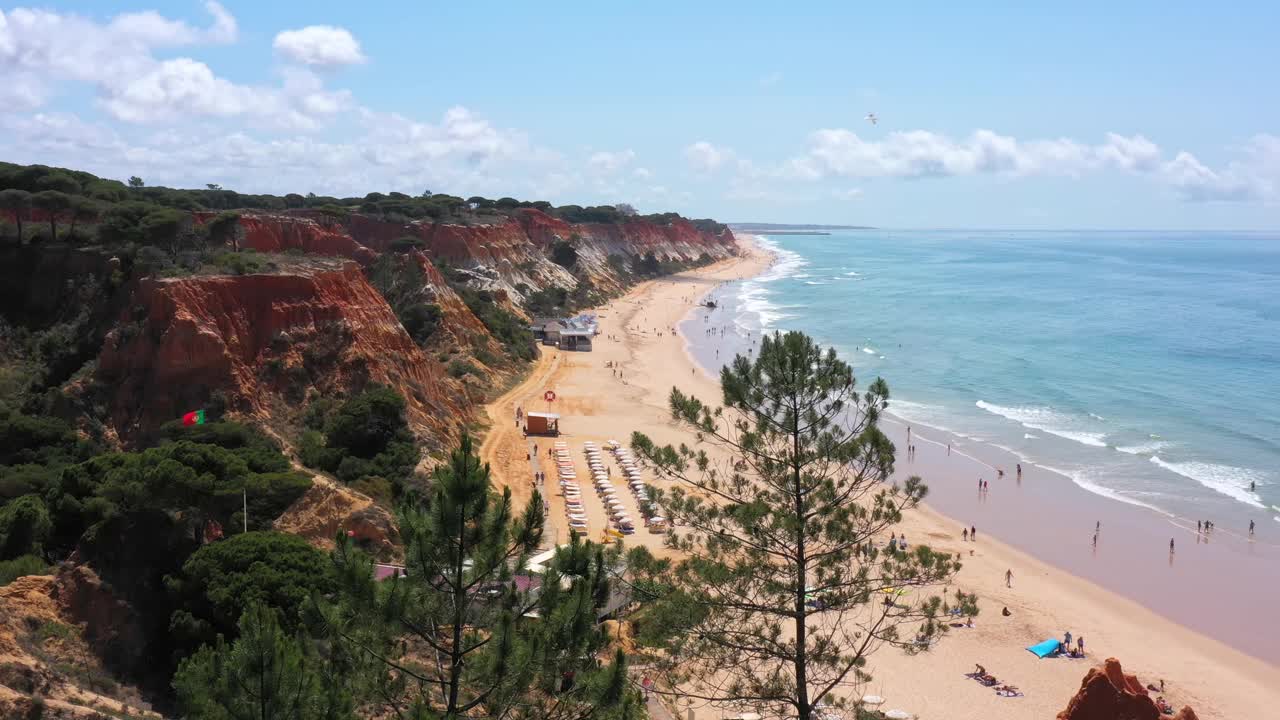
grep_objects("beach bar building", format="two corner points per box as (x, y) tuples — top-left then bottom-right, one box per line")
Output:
(525, 411), (560, 436)
(559, 327), (593, 350)
(528, 314), (598, 351)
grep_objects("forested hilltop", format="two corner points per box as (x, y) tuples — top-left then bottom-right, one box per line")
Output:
(0, 161), (737, 717)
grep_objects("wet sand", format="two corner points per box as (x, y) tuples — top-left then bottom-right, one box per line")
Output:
(884, 417), (1280, 665)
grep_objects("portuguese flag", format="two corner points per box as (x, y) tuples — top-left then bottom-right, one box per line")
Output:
(182, 409), (207, 426)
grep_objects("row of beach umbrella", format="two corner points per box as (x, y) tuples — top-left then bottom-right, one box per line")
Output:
(553, 441), (588, 532)
(585, 441), (635, 534)
(608, 441), (667, 532)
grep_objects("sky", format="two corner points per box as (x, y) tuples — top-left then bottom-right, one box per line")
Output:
(2, 1), (1278, 229)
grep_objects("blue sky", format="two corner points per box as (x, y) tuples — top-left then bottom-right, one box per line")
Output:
(2, 1), (1278, 229)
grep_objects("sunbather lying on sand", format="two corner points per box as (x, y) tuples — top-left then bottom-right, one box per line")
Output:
(996, 685), (1023, 698)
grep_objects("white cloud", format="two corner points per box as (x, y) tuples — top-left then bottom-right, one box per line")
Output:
(832, 188), (864, 200)
(273, 25), (366, 68)
(0, 5), (359, 130)
(790, 128), (1150, 179)
(0, 105), (552, 199)
(730, 126), (1278, 206)
(358, 106), (527, 168)
(633, 167), (652, 179)
(684, 141), (733, 173)
(587, 149), (636, 174)
(1159, 135), (1278, 203)
(0, 3), (235, 88)
(109, 1), (237, 46)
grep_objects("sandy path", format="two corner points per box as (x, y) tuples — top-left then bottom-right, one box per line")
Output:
(478, 237), (1278, 719)
(479, 349), (561, 509)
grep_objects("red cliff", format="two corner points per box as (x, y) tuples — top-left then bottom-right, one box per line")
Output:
(1057, 658), (1198, 720)
(205, 209), (736, 301)
(91, 208), (735, 443)
(95, 259), (465, 448)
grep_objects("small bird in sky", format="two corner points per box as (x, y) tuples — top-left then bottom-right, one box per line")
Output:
(865, 112), (878, 125)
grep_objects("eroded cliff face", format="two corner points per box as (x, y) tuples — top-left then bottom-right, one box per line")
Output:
(89, 209), (735, 444)
(218, 208), (736, 299)
(1057, 658), (1198, 720)
(94, 259), (466, 448)
(0, 571), (157, 718)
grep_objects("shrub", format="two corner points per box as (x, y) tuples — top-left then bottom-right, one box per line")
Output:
(0, 495), (51, 560)
(390, 235), (425, 252)
(400, 303), (442, 346)
(351, 476), (393, 505)
(299, 387), (420, 487)
(447, 359), (480, 378)
(326, 385), (409, 460)
(0, 554), (48, 586)
(551, 239), (578, 268)
(169, 531), (335, 652)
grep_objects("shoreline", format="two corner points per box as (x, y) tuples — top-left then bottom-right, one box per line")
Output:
(681, 235), (1280, 667)
(483, 234), (1277, 719)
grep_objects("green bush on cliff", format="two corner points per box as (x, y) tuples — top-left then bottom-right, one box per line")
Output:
(366, 254), (444, 347)
(456, 287), (535, 361)
(0, 554), (49, 586)
(298, 386), (420, 491)
(168, 531), (335, 654)
(0, 494), (52, 560)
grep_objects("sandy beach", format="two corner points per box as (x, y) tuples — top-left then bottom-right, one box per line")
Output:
(480, 236), (1279, 720)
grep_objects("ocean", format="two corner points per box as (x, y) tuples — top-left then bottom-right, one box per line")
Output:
(684, 230), (1280, 535)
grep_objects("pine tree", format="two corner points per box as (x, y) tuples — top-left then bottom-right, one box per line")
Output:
(631, 331), (975, 720)
(173, 602), (354, 720)
(318, 433), (640, 719)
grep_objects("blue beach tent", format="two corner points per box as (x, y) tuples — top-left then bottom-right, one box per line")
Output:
(1027, 638), (1061, 658)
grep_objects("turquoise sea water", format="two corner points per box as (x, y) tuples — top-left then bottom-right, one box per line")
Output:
(690, 231), (1280, 531)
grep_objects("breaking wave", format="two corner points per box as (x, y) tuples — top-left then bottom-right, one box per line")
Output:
(975, 401), (1108, 448)
(1149, 457), (1265, 509)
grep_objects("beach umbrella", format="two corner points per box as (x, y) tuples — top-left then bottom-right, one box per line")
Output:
(884, 710), (913, 720)
(861, 695), (885, 706)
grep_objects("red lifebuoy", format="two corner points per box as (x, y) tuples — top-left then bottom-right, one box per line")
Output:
(544, 390), (556, 402)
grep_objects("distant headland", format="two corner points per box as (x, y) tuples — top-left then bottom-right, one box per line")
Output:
(729, 222), (877, 235)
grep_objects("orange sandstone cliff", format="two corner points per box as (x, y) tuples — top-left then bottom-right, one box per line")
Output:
(1057, 658), (1198, 720)
(94, 259), (467, 448)
(214, 208), (736, 299)
(89, 209), (735, 445)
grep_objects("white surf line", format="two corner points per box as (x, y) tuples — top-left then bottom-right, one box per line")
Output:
(880, 415), (998, 472)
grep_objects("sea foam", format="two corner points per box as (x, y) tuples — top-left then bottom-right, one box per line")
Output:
(1042, 465), (1171, 516)
(738, 236), (806, 329)
(975, 400), (1108, 448)
(1116, 440), (1173, 456)
(1149, 456), (1265, 509)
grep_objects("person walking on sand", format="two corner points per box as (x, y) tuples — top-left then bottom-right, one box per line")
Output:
(1092, 532), (1098, 548)
(1016, 463), (1022, 480)
(1005, 569), (1013, 588)
(1169, 538), (1175, 554)
(947, 443), (951, 456)
(1078, 636), (1085, 656)
(963, 528), (969, 541)
(971, 525), (977, 540)
(1250, 519), (1255, 536)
